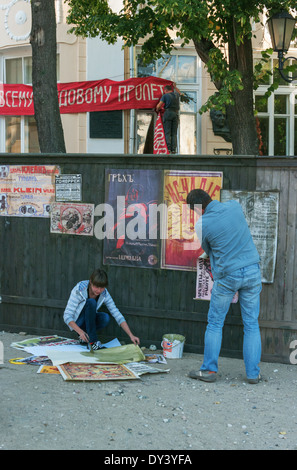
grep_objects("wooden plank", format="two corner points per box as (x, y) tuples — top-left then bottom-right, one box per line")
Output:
(283, 169), (297, 321)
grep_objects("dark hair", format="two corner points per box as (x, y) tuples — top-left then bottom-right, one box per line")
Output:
(164, 85), (173, 92)
(89, 269), (108, 287)
(186, 189), (212, 211)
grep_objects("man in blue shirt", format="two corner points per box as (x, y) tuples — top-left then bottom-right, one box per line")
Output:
(186, 189), (262, 384)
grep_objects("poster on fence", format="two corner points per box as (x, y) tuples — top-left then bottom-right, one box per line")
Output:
(103, 169), (163, 268)
(162, 170), (223, 270)
(220, 190), (279, 283)
(0, 165), (59, 217)
(50, 202), (94, 236)
(55, 174), (82, 202)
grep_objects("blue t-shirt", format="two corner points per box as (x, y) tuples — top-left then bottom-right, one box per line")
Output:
(161, 91), (179, 111)
(195, 200), (260, 280)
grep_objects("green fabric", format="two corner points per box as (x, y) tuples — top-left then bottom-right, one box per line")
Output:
(81, 344), (146, 364)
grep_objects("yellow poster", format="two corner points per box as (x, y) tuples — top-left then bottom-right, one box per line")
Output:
(162, 170), (223, 270)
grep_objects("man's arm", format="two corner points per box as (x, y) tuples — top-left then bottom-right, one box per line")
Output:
(156, 99), (165, 112)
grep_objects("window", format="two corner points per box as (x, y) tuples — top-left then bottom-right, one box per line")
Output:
(2, 55), (60, 153)
(136, 52), (200, 154)
(254, 57), (297, 156)
(3, 57), (38, 153)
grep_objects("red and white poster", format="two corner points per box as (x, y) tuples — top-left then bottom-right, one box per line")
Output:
(153, 113), (169, 155)
(50, 202), (94, 236)
(0, 77), (172, 116)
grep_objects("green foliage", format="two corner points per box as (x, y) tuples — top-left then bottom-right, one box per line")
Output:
(66, 0), (297, 115)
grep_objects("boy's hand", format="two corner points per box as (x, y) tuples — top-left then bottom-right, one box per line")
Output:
(130, 334), (140, 346)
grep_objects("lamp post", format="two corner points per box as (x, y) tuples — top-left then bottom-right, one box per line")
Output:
(267, 10), (297, 83)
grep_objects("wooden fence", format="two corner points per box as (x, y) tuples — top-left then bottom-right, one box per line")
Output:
(0, 154), (296, 364)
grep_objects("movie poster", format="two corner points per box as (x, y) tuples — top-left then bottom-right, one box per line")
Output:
(162, 170), (223, 270)
(103, 169), (163, 268)
(220, 190), (279, 283)
(0, 165), (59, 217)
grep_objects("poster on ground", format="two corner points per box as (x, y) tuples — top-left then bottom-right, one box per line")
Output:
(0, 165), (59, 217)
(220, 190), (279, 283)
(57, 363), (139, 381)
(103, 169), (163, 268)
(162, 170), (223, 270)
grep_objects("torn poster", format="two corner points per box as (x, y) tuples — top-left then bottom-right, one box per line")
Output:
(221, 190), (279, 283)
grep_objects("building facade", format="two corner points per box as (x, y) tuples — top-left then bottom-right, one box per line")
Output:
(0, 1), (296, 155)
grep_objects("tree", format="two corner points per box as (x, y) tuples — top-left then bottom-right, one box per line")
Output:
(30, 0), (66, 153)
(66, 0), (296, 155)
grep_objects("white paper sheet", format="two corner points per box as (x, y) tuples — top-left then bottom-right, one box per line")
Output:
(23, 338), (121, 357)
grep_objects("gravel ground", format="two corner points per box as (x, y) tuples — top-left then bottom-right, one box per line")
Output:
(1, 330), (297, 451)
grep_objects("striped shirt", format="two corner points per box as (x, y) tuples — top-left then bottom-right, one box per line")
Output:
(63, 280), (125, 330)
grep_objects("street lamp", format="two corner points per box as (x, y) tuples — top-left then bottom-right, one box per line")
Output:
(267, 10), (297, 82)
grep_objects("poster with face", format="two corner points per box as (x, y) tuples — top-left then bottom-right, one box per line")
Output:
(102, 169), (163, 268)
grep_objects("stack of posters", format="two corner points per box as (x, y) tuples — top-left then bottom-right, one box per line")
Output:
(10, 335), (170, 382)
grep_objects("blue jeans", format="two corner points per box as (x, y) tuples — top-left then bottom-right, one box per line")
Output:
(76, 298), (110, 343)
(201, 263), (262, 379)
(163, 110), (178, 152)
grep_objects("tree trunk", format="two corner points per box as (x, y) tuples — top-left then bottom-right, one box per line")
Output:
(30, 0), (66, 153)
(194, 24), (258, 156)
(226, 20), (258, 156)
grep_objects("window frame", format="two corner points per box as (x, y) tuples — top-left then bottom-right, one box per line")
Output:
(0, 51), (60, 153)
(254, 55), (297, 156)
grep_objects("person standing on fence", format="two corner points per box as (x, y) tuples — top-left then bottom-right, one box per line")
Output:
(186, 189), (262, 384)
(63, 268), (140, 350)
(156, 83), (181, 154)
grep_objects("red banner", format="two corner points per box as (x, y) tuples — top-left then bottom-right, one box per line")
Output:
(153, 113), (169, 155)
(0, 77), (172, 116)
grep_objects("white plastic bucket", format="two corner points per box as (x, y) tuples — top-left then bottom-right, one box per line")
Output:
(161, 334), (185, 359)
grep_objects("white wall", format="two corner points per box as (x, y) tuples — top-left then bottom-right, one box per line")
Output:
(86, 37), (125, 154)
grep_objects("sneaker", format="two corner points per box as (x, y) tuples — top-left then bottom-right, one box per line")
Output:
(247, 374), (261, 384)
(188, 370), (217, 382)
(90, 341), (103, 351)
